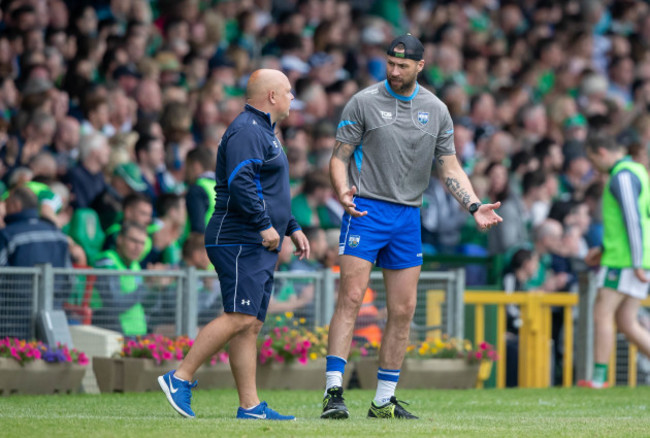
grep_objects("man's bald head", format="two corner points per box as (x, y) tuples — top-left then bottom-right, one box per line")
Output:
(246, 69), (287, 100)
(245, 69), (294, 124)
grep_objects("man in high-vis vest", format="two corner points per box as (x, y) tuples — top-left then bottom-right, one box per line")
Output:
(579, 135), (650, 388)
(92, 221), (149, 336)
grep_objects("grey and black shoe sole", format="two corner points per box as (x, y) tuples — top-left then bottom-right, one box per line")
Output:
(320, 409), (350, 419)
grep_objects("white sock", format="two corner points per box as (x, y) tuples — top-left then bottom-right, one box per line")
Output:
(172, 373), (186, 382)
(374, 379), (398, 405)
(325, 371), (343, 395)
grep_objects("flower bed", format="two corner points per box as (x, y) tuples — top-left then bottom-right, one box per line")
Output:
(93, 334), (233, 393)
(354, 337), (497, 390)
(256, 315), (347, 389)
(0, 338), (88, 395)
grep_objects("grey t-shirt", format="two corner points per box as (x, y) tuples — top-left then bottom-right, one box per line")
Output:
(336, 80), (456, 206)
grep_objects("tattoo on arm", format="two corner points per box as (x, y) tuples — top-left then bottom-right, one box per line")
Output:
(332, 141), (356, 163)
(445, 177), (472, 208)
(437, 158), (444, 167)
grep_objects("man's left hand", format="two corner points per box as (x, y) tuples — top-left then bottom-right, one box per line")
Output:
(474, 202), (503, 231)
(291, 230), (310, 260)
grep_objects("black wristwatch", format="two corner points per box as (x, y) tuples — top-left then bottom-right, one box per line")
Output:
(468, 202), (482, 216)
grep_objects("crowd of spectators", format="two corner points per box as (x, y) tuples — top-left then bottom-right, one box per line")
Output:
(1, 0), (650, 348)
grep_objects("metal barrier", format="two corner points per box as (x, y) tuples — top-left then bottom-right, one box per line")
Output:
(0, 265), (465, 344)
(464, 290), (577, 388)
(463, 271), (650, 389)
(0, 267), (41, 339)
(7, 265), (650, 389)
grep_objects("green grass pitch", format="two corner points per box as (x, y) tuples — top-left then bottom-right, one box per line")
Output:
(1, 387), (650, 437)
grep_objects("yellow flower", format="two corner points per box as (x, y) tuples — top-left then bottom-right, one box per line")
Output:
(430, 347), (438, 354)
(434, 339), (444, 348)
(293, 320), (299, 326)
(309, 352), (318, 360)
(406, 345), (415, 353)
(421, 342), (430, 349)
(285, 311), (294, 319)
(299, 318), (306, 324)
(276, 316), (282, 322)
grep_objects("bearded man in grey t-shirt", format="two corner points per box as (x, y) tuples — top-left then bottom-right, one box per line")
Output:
(320, 34), (503, 420)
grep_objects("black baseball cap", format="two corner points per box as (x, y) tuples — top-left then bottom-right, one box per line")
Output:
(387, 34), (424, 61)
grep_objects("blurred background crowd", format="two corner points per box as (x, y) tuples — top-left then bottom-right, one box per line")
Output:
(0, 0), (650, 334)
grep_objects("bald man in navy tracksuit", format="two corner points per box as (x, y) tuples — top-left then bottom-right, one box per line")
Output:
(159, 69), (309, 421)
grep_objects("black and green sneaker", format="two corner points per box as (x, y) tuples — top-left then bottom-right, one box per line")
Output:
(367, 396), (418, 419)
(321, 386), (349, 419)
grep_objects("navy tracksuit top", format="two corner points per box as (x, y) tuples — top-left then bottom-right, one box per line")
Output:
(205, 104), (300, 247)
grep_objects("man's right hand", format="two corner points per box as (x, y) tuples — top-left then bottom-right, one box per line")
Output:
(634, 268), (649, 283)
(338, 185), (367, 217)
(260, 226), (280, 251)
(584, 247), (602, 267)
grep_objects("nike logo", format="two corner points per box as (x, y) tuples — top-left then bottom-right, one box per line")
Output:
(245, 412), (266, 419)
(169, 376), (178, 393)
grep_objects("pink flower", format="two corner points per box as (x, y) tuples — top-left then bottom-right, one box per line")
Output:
(298, 356), (307, 365)
(175, 350), (183, 360)
(302, 340), (311, 349)
(282, 326), (289, 333)
(210, 357), (217, 366)
(147, 344), (156, 351)
(33, 349), (41, 360)
(274, 354), (285, 363)
(218, 352), (229, 363)
(475, 351), (483, 360)
(127, 340), (137, 348)
(162, 351), (173, 361)
(284, 343), (291, 351)
(78, 353), (89, 366)
(263, 338), (273, 348)
(479, 342), (488, 350)
(360, 347), (368, 357)
(264, 349), (273, 358)
(273, 327), (281, 337)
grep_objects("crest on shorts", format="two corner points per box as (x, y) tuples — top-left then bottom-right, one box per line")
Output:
(608, 269), (620, 282)
(348, 235), (360, 248)
(417, 111), (429, 125)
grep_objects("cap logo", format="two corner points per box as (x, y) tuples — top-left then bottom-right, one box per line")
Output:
(395, 52), (405, 58)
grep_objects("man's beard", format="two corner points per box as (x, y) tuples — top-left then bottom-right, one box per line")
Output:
(388, 75), (416, 94)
